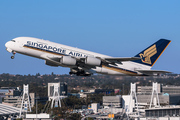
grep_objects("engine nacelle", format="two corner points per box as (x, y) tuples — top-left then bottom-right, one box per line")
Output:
(45, 60), (58, 67)
(60, 56), (76, 66)
(85, 57), (101, 66)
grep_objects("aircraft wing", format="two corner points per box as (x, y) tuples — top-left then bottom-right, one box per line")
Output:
(99, 57), (141, 65)
(41, 54), (141, 67)
(136, 70), (171, 76)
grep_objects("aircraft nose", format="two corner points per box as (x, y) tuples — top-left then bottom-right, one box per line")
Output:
(5, 41), (9, 48)
(5, 41), (13, 53)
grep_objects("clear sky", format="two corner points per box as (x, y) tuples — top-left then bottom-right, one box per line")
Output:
(0, 1), (180, 75)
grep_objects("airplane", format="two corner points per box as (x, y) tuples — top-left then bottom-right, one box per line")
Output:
(5, 37), (171, 76)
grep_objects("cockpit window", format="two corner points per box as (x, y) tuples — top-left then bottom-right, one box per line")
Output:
(11, 40), (16, 42)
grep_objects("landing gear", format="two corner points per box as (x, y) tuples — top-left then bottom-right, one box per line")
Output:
(11, 51), (16, 59)
(69, 70), (91, 76)
(11, 56), (14, 59)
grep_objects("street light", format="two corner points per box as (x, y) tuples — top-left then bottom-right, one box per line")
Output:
(123, 84), (124, 95)
(35, 95), (40, 120)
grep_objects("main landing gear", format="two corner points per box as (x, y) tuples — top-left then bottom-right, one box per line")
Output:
(11, 51), (16, 59)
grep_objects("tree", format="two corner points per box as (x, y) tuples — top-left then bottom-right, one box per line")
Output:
(67, 113), (81, 120)
(50, 106), (68, 119)
(31, 102), (44, 114)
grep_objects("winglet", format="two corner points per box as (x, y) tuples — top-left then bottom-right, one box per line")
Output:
(133, 39), (171, 67)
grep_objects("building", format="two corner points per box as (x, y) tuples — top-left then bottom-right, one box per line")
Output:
(0, 103), (23, 119)
(70, 92), (90, 98)
(48, 82), (67, 97)
(93, 89), (114, 95)
(70, 89), (116, 99)
(137, 83), (180, 105)
(137, 93), (169, 105)
(162, 85), (180, 94)
(145, 106), (180, 117)
(137, 84), (180, 95)
(70, 93), (80, 98)
(3, 93), (48, 108)
(0, 87), (21, 98)
(98, 107), (123, 114)
(122, 95), (135, 113)
(3, 93), (35, 108)
(25, 113), (51, 119)
(137, 83), (161, 94)
(91, 103), (100, 113)
(103, 96), (122, 108)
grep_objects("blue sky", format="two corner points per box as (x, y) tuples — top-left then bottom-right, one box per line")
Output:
(0, 1), (179, 75)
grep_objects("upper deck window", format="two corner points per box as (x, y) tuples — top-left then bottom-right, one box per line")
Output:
(11, 40), (16, 42)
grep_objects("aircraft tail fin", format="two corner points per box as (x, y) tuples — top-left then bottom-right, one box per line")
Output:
(133, 39), (171, 67)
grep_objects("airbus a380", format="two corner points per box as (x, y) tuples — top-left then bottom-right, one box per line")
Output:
(5, 37), (171, 76)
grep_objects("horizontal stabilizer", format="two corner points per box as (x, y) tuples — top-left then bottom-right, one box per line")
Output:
(136, 70), (171, 76)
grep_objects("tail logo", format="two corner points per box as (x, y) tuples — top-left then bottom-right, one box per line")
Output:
(139, 44), (157, 65)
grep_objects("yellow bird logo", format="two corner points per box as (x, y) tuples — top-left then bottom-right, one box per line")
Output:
(139, 44), (157, 65)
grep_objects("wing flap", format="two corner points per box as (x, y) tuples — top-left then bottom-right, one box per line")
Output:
(105, 57), (141, 61)
(103, 57), (141, 65)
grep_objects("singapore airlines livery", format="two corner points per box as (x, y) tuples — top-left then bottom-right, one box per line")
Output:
(5, 37), (171, 76)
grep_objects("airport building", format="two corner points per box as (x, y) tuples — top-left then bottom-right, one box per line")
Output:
(137, 83), (180, 95)
(137, 93), (180, 105)
(0, 87), (21, 98)
(3, 93), (48, 108)
(145, 106), (180, 118)
(137, 83), (161, 94)
(70, 88), (116, 99)
(162, 85), (180, 94)
(103, 96), (122, 108)
(89, 89), (114, 95)
(137, 83), (180, 105)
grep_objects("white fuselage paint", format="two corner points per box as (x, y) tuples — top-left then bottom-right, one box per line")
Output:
(5, 37), (151, 76)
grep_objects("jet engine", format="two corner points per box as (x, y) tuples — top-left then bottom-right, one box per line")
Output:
(45, 60), (58, 67)
(60, 56), (76, 65)
(85, 57), (101, 66)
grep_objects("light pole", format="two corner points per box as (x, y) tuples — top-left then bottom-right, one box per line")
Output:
(35, 95), (39, 120)
(123, 84), (124, 95)
(36, 98), (37, 120)
(111, 102), (112, 120)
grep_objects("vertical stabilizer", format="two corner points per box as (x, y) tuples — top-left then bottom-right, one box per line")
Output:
(133, 39), (171, 67)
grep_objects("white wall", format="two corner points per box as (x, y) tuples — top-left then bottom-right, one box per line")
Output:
(122, 95), (135, 113)
(26, 113), (50, 118)
(91, 103), (100, 113)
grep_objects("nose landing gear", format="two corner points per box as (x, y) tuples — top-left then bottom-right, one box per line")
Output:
(11, 51), (16, 59)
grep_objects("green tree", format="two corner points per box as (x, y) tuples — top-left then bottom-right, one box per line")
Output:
(67, 113), (81, 120)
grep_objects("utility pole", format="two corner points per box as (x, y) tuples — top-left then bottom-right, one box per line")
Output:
(36, 98), (37, 120)
(123, 84), (124, 95)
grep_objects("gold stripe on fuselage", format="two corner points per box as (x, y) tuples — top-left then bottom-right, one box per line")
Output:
(102, 65), (140, 76)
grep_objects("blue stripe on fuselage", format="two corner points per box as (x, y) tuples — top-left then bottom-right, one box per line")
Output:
(23, 45), (67, 56)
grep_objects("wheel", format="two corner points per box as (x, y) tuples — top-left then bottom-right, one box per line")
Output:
(11, 56), (14, 59)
